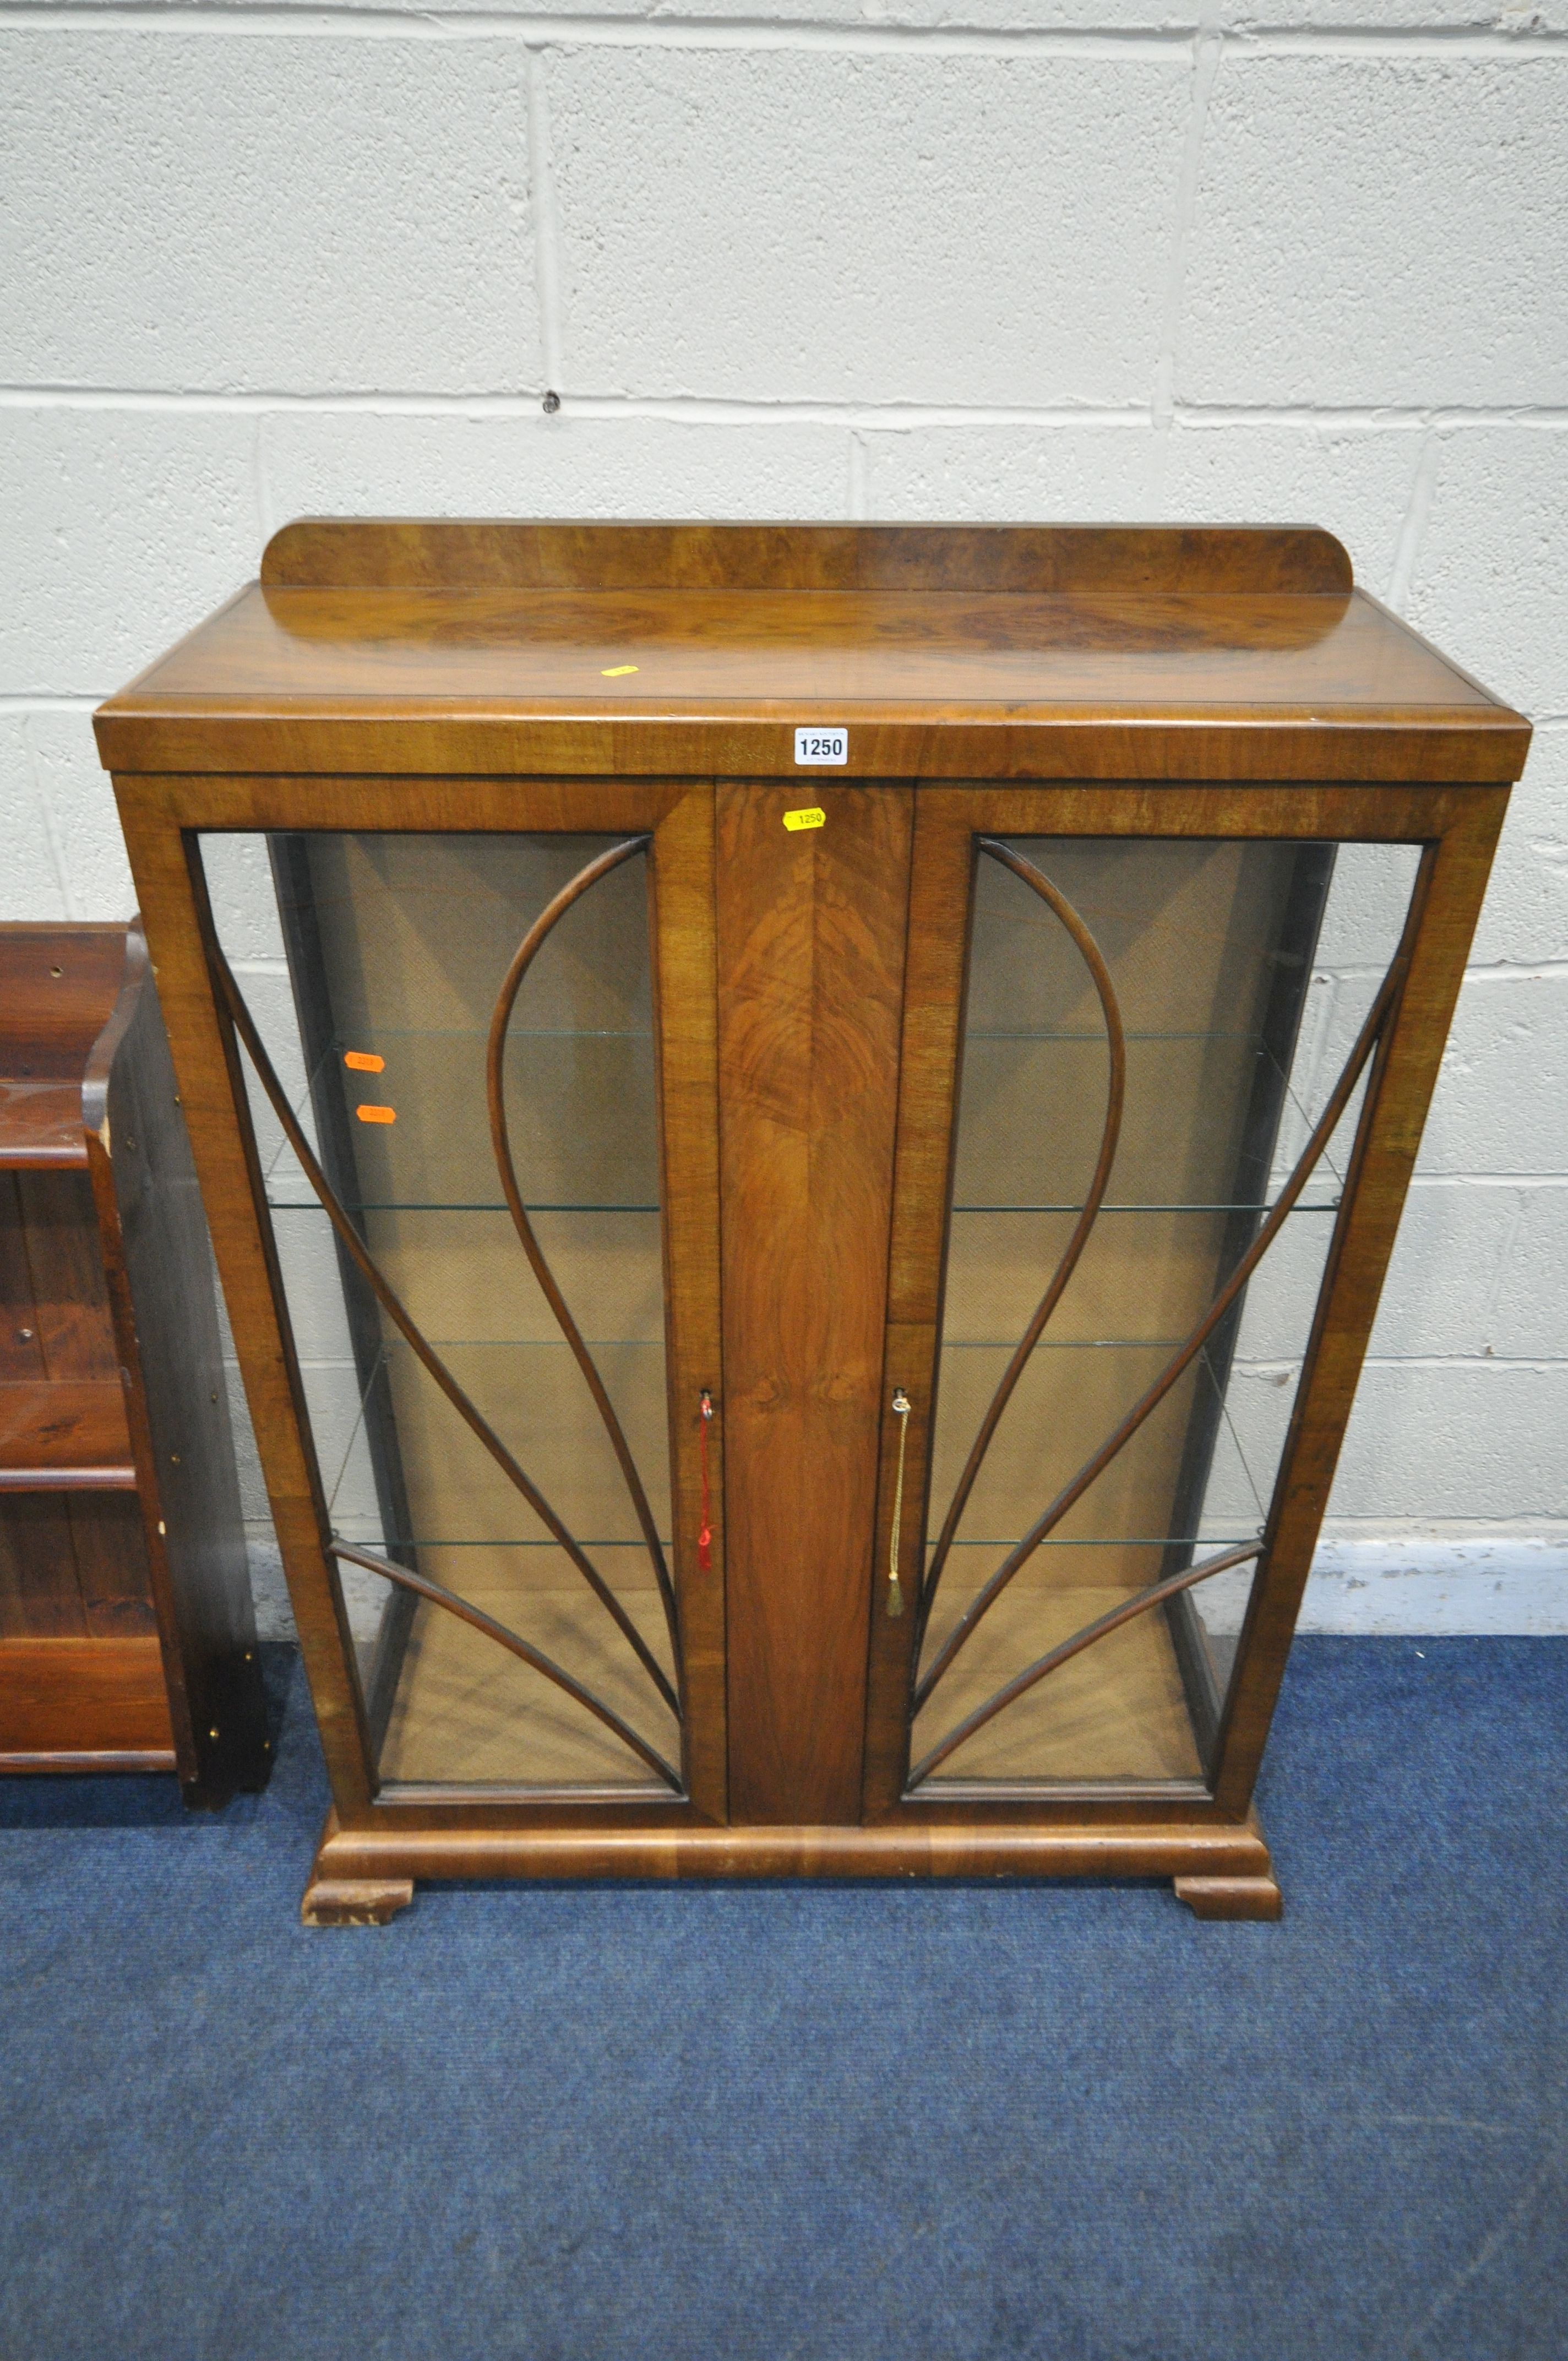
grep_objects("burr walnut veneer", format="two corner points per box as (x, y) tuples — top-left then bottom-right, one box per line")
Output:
(94, 521), (1528, 1922)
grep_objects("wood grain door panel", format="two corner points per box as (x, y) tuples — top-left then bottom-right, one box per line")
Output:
(716, 784), (913, 1824)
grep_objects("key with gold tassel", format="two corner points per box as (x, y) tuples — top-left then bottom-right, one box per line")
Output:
(887, 1387), (912, 1618)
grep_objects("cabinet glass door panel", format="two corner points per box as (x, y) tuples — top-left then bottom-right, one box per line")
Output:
(199, 829), (685, 1796)
(910, 835), (1422, 1793)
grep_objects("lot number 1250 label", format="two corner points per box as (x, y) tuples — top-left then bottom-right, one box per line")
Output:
(794, 727), (848, 765)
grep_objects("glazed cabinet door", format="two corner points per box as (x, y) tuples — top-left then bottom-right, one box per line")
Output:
(866, 788), (1436, 1817)
(194, 788), (724, 1816)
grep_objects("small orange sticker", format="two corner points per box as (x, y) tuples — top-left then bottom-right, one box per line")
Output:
(344, 1051), (384, 1074)
(356, 1105), (396, 1125)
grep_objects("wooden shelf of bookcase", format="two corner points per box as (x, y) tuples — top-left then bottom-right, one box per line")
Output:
(0, 1380), (135, 1487)
(0, 923), (266, 1802)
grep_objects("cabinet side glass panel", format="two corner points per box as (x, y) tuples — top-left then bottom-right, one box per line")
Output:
(911, 836), (1421, 1792)
(198, 831), (682, 1793)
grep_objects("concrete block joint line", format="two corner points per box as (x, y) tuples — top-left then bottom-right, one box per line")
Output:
(2, 0), (1565, 1631)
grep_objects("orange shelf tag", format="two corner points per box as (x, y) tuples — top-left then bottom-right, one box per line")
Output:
(356, 1105), (396, 1125)
(344, 1051), (384, 1074)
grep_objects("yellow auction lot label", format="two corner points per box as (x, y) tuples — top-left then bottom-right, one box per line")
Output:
(783, 807), (827, 833)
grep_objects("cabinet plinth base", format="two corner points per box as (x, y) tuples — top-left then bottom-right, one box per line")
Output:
(302, 1806), (1278, 1920)
(1173, 1873), (1283, 1921)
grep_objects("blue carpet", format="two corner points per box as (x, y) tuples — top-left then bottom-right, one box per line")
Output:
(1, 1638), (1564, 2361)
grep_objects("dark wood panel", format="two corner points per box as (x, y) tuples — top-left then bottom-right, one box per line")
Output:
(0, 1176), (46, 1379)
(0, 1497), (85, 1637)
(72, 1493), (159, 1639)
(0, 926), (126, 1080)
(0, 1635), (174, 1754)
(717, 783), (912, 1825)
(14, 1172), (118, 1379)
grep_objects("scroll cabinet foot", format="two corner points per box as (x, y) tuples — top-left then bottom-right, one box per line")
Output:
(1173, 1873), (1283, 1922)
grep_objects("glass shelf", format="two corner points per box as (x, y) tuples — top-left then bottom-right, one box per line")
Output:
(328, 1026), (654, 1041)
(930, 1533), (1260, 1552)
(335, 1527), (1250, 1556)
(951, 1199), (1340, 1214)
(966, 1027), (1266, 1043)
(331, 1531), (673, 1552)
(265, 1194), (660, 1214)
(263, 1199), (1332, 1218)
(265, 1194), (1334, 1215)
(934, 1340), (1265, 1361)
(361, 1336), (665, 1353)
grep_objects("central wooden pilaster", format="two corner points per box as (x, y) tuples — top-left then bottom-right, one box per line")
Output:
(715, 783), (913, 1825)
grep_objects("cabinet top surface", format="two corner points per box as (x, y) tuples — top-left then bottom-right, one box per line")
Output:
(95, 523), (1529, 782)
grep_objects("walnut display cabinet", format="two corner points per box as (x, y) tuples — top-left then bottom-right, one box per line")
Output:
(93, 521), (1529, 1923)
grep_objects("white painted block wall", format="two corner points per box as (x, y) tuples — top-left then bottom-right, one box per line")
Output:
(3, 0), (1565, 1638)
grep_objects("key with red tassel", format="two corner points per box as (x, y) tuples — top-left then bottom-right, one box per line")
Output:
(698, 1389), (714, 1571)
